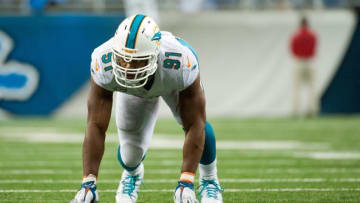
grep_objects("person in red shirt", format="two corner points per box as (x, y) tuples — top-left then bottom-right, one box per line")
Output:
(290, 16), (318, 117)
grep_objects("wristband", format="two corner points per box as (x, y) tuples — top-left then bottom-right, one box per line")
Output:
(82, 174), (97, 184)
(179, 172), (195, 183)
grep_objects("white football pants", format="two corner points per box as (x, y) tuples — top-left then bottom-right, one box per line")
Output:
(115, 91), (182, 169)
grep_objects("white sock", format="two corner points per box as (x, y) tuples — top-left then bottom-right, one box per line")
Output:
(125, 163), (144, 176)
(199, 159), (218, 179)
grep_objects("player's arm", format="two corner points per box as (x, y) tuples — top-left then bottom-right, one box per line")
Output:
(179, 76), (206, 174)
(82, 78), (113, 177)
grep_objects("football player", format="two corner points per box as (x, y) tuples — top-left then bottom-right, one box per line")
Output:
(71, 14), (223, 203)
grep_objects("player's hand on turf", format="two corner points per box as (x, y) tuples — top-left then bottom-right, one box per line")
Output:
(174, 181), (198, 203)
(70, 174), (99, 203)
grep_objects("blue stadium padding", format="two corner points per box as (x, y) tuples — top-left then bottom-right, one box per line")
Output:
(0, 14), (125, 115)
(117, 145), (145, 172)
(321, 9), (360, 114)
(200, 121), (216, 165)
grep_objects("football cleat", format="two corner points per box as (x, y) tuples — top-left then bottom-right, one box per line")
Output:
(174, 181), (198, 203)
(70, 175), (99, 203)
(115, 163), (144, 203)
(198, 178), (224, 203)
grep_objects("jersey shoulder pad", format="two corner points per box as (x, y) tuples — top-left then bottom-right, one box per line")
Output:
(90, 38), (116, 91)
(159, 34), (200, 91)
(178, 39), (199, 91)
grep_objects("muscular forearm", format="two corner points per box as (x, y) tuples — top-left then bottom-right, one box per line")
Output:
(82, 123), (106, 177)
(181, 125), (205, 173)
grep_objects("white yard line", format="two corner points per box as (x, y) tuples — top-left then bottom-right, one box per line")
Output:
(2, 168), (360, 175)
(1, 178), (360, 184)
(0, 132), (329, 150)
(0, 159), (312, 167)
(295, 152), (360, 160)
(0, 188), (359, 193)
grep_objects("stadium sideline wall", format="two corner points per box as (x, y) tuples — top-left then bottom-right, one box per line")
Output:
(0, 14), (124, 115)
(0, 11), (357, 118)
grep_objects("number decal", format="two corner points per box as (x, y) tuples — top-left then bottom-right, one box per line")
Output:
(163, 52), (181, 70)
(163, 59), (181, 70)
(101, 52), (113, 71)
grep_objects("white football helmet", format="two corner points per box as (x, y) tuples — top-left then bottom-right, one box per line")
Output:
(111, 14), (161, 88)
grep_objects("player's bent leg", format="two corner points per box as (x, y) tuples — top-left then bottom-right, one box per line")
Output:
(115, 140), (148, 203)
(198, 121), (223, 203)
(115, 93), (159, 203)
(162, 94), (223, 202)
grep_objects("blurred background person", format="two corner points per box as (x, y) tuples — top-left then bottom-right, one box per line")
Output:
(28, 0), (67, 12)
(290, 16), (318, 117)
(180, 0), (205, 13)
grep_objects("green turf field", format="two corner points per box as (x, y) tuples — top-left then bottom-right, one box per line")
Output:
(1, 116), (360, 202)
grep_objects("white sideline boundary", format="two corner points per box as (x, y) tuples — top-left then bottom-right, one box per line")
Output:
(1, 178), (360, 184)
(1, 188), (360, 193)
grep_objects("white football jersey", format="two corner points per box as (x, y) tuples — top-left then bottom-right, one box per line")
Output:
(90, 31), (200, 98)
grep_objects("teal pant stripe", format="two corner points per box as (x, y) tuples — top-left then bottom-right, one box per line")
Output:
(200, 121), (216, 165)
(117, 146), (146, 171)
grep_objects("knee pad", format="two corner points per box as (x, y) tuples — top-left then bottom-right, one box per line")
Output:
(117, 145), (146, 171)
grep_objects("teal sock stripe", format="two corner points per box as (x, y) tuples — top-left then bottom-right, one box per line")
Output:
(125, 14), (146, 49)
(117, 146), (146, 171)
(200, 121), (217, 165)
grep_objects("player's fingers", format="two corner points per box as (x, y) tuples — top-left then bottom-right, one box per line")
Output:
(84, 189), (96, 203)
(77, 189), (86, 202)
(183, 199), (195, 203)
(181, 196), (196, 203)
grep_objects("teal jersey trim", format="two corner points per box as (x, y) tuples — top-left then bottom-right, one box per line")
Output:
(104, 66), (113, 72)
(126, 14), (146, 49)
(165, 52), (182, 57)
(176, 38), (199, 63)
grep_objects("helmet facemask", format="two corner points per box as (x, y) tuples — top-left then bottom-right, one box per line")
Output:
(111, 48), (158, 88)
